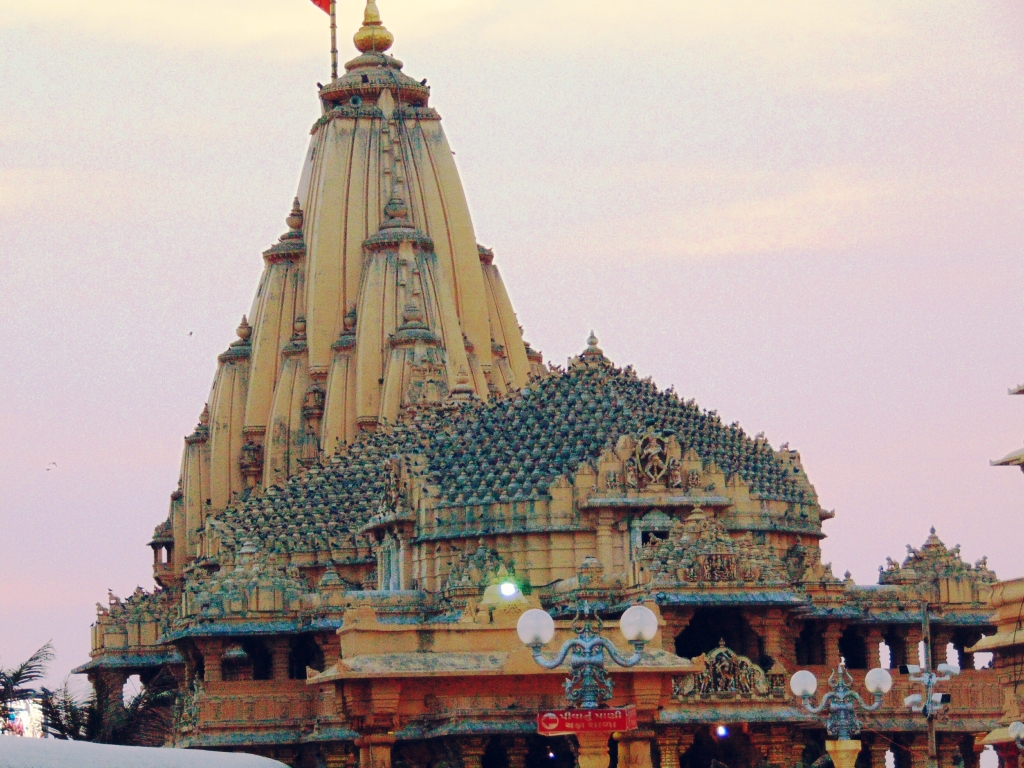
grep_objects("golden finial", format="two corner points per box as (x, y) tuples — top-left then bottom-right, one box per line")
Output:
(353, 0), (394, 53)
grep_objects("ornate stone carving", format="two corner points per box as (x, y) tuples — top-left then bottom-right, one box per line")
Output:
(624, 430), (684, 490)
(443, 543), (516, 595)
(378, 458), (404, 515)
(636, 509), (783, 587)
(672, 641), (784, 700)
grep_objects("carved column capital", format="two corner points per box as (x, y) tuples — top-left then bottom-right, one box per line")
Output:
(824, 623), (845, 670)
(507, 736), (529, 768)
(201, 638), (224, 683)
(657, 727), (683, 768)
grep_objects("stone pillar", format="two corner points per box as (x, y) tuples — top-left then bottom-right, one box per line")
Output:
(399, 538), (413, 591)
(356, 734), (396, 768)
(91, 669), (129, 725)
(749, 729), (771, 768)
(202, 639), (224, 683)
(905, 627), (924, 668)
(596, 510), (615, 579)
(618, 730), (655, 768)
(507, 737), (529, 768)
(751, 611), (795, 671)
(863, 628), (886, 670)
(664, 609), (695, 656)
(824, 624), (844, 671)
(931, 629), (953, 669)
(936, 735), (960, 768)
(324, 745), (355, 768)
(271, 638), (290, 681)
(460, 737), (488, 768)
(576, 733), (611, 768)
(768, 726), (796, 768)
(886, 628), (908, 669)
(868, 736), (889, 768)
(657, 729), (682, 768)
(906, 735), (929, 768)
(790, 730), (809, 768)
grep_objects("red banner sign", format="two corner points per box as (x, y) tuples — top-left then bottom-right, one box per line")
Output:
(537, 707), (638, 735)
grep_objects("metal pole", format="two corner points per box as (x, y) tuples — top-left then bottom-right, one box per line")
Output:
(923, 603), (937, 768)
(329, 0), (338, 80)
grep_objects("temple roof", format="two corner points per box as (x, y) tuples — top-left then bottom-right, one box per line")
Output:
(213, 346), (812, 557)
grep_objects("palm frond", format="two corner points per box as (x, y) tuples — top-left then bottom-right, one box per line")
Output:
(39, 680), (98, 740)
(0, 642), (54, 719)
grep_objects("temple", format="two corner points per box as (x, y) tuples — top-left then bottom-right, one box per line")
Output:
(974, 377), (1024, 766)
(77, 5), (1005, 768)
(991, 383), (1024, 471)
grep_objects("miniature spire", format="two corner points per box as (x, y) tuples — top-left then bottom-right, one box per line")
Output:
(236, 315), (251, 342)
(380, 194), (411, 229)
(353, 0), (394, 53)
(579, 330), (607, 363)
(285, 197), (303, 232)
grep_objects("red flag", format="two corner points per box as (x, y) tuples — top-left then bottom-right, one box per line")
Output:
(310, 0), (330, 13)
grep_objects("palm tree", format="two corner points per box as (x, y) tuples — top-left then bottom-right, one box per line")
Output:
(0, 642), (54, 732)
(40, 668), (176, 746)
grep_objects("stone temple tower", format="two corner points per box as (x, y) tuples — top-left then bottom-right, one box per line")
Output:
(173, 2), (539, 567)
(81, 5), (1003, 767)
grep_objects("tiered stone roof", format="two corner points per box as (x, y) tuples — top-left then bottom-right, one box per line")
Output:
(209, 352), (810, 559)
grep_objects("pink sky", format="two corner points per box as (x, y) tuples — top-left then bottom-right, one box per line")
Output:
(1, 1), (1022, 685)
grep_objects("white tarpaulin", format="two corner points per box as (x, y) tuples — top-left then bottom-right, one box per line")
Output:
(0, 736), (288, 768)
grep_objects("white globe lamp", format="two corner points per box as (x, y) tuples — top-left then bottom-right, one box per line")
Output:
(865, 667), (894, 695)
(517, 608), (555, 646)
(790, 669), (818, 697)
(1008, 721), (1024, 740)
(619, 605), (659, 642)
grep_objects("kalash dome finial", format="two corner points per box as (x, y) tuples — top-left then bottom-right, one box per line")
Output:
(353, 0), (394, 53)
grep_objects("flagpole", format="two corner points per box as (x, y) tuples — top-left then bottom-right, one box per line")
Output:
(329, 0), (338, 80)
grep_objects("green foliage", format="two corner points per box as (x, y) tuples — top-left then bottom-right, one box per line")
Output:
(0, 642), (54, 730)
(40, 668), (177, 746)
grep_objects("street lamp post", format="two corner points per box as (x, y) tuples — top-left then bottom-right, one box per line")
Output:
(517, 602), (660, 768)
(899, 604), (960, 768)
(790, 663), (894, 768)
(516, 602), (659, 709)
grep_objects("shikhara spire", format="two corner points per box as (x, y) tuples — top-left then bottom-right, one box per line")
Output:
(165, 1), (537, 549)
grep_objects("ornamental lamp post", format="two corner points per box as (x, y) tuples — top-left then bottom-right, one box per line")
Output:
(790, 663), (893, 768)
(899, 604), (960, 768)
(516, 602), (659, 709)
(518, 603), (659, 768)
